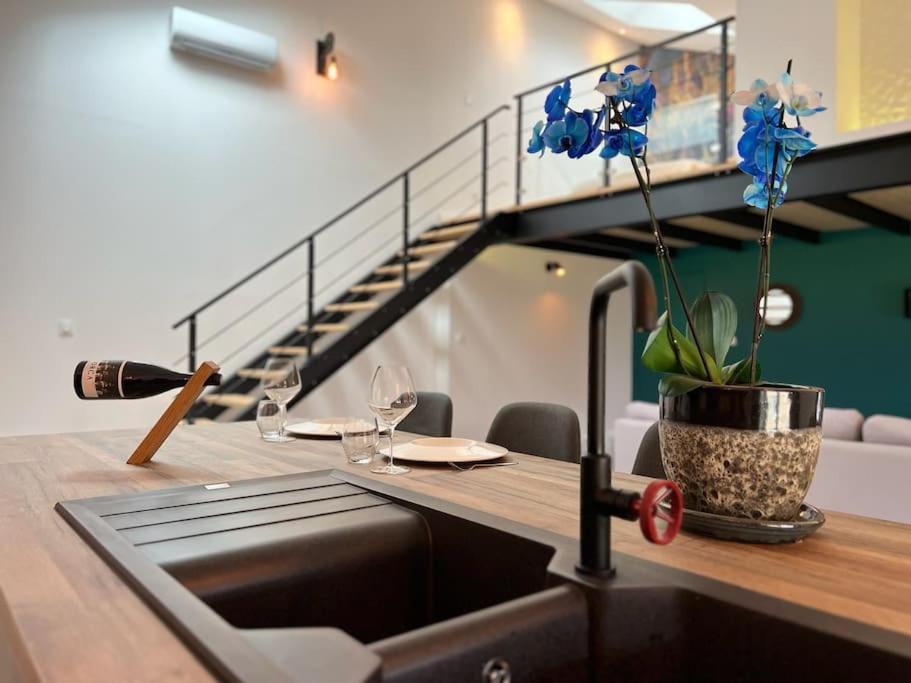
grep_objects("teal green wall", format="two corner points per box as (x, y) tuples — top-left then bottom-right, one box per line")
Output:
(632, 228), (911, 417)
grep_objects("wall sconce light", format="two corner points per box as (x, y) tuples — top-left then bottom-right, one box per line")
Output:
(317, 32), (338, 80)
(546, 261), (567, 278)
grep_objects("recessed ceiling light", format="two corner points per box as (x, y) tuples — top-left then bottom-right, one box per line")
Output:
(583, 1), (715, 33)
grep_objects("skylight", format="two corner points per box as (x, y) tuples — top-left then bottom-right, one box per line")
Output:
(583, 1), (716, 33)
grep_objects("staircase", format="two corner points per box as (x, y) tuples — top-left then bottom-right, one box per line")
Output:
(189, 214), (509, 421)
(176, 104), (514, 422)
(179, 16), (911, 421)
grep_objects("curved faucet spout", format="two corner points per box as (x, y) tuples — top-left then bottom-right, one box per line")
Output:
(579, 261), (686, 577)
(586, 261), (657, 457)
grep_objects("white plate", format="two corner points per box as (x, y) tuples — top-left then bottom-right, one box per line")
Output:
(285, 417), (357, 439)
(380, 437), (508, 463)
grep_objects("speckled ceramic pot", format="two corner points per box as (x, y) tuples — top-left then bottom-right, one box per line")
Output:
(659, 383), (824, 521)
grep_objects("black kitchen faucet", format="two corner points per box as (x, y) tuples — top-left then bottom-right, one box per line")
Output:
(577, 261), (683, 576)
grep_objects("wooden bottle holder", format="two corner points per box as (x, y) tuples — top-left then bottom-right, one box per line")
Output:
(126, 361), (220, 465)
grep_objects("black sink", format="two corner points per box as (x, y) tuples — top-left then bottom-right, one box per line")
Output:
(57, 470), (911, 682)
(143, 484), (558, 644)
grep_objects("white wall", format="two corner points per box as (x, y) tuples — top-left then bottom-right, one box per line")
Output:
(0, 0), (634, 436)
(735, 0), (911, 148)
(291, 244), (632, 448)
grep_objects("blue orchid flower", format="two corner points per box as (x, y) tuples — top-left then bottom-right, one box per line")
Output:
(573, 108), (605, 157)
(622, 82), (657, 126)
(565, 111), (594, 159)
(774, 126), (816, 158)
(744, 178), (787, 209)
(527, 121), (546, 156)
(737, 119), (762, 162)
(595, 64), (651, 102)
(600, 128), (648, 159)
(544, 79), (571, 122)
(543, 111), (589, 155)
(622, 64), (653, 93)
(595, 71), (624, 100)
(737, 116), (775, 179)
(776, 73), (825, 117)
(741, 105), (778, 129)
(731, 79), (779, 111)
(738, 115), (816, 186)
(753, 134), (789, 179)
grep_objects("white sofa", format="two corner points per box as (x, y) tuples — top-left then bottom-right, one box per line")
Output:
(613, 403), (911, 524)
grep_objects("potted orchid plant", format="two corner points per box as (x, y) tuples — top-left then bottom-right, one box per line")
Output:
(530, 61), (827, 523)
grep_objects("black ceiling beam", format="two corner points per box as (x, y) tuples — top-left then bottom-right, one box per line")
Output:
(570, 232), (665, 255)
(565, 237), (644, 258)
(708, 209), (821, 244)
(806, 195), (911, 236)
(525, 240), (632, 261)
(509, 132), (911, 243)
(511, 169), (745, 243)
(627, 222), (742, 251)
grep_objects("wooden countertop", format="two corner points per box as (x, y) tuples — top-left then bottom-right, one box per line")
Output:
(2, 421), (911, 681)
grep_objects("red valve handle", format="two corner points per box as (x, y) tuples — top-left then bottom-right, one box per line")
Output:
(635, 480), (683, 545)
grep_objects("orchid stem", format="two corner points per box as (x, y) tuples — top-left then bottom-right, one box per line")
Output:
(747, 58), (792, 385)
(613, 100), (712, 380)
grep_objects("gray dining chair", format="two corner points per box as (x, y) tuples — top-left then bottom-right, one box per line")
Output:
(631, 422), (668, 478)
(398, 391), (453, 437)
(486, 402), (581, 463)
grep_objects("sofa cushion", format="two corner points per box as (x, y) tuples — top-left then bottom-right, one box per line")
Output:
(863, 414), (911, 446)
(624, 401), (659, 421)
(821, 407), (864, 441)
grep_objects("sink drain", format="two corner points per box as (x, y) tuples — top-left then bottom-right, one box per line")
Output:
(482, 658), (511, 683)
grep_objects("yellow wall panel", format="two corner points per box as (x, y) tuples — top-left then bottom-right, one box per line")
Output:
(837, 0), (911, 131)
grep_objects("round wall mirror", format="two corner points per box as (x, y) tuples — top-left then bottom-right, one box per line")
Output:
(759, 284), (802, 329)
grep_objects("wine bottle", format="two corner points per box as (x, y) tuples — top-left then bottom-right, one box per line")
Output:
(74, 361), (222, 400)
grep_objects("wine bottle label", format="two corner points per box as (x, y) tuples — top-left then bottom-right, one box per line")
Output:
(81, 361), (125, 399)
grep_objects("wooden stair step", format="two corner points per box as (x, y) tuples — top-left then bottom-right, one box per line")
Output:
(200, 393), (256, 409)
(237, 368), (291, 380)
(267, 345), (310, 356)
(399, 240), (458, 257)
(420, 223), (478, 241)
(350, 280), (403, 294)
(325, 301), (378, 313)
(296, 322), (350, 333)
(375, 260), (430, 276)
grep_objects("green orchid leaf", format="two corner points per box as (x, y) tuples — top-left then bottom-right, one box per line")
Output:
(659, 374), (711, 397)
(642, 313), (681, 373)
(689, 291), (738, 367)
(722, 358), (761, 384)
(642, 312), (722, 382)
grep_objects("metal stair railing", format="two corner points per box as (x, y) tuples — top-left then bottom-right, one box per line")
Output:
(172, 105), (510, 375)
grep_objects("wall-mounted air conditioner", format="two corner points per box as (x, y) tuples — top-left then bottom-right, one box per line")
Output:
(169, 7), (278, 71)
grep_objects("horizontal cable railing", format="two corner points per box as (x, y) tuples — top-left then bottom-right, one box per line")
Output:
(513, 17), (734, 205)
(173, 104), (510, 374)
(514, 17), (734, 98)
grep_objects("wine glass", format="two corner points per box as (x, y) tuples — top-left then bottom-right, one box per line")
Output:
(367, 365), (417, 475)
(260, 358), (301, 443)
